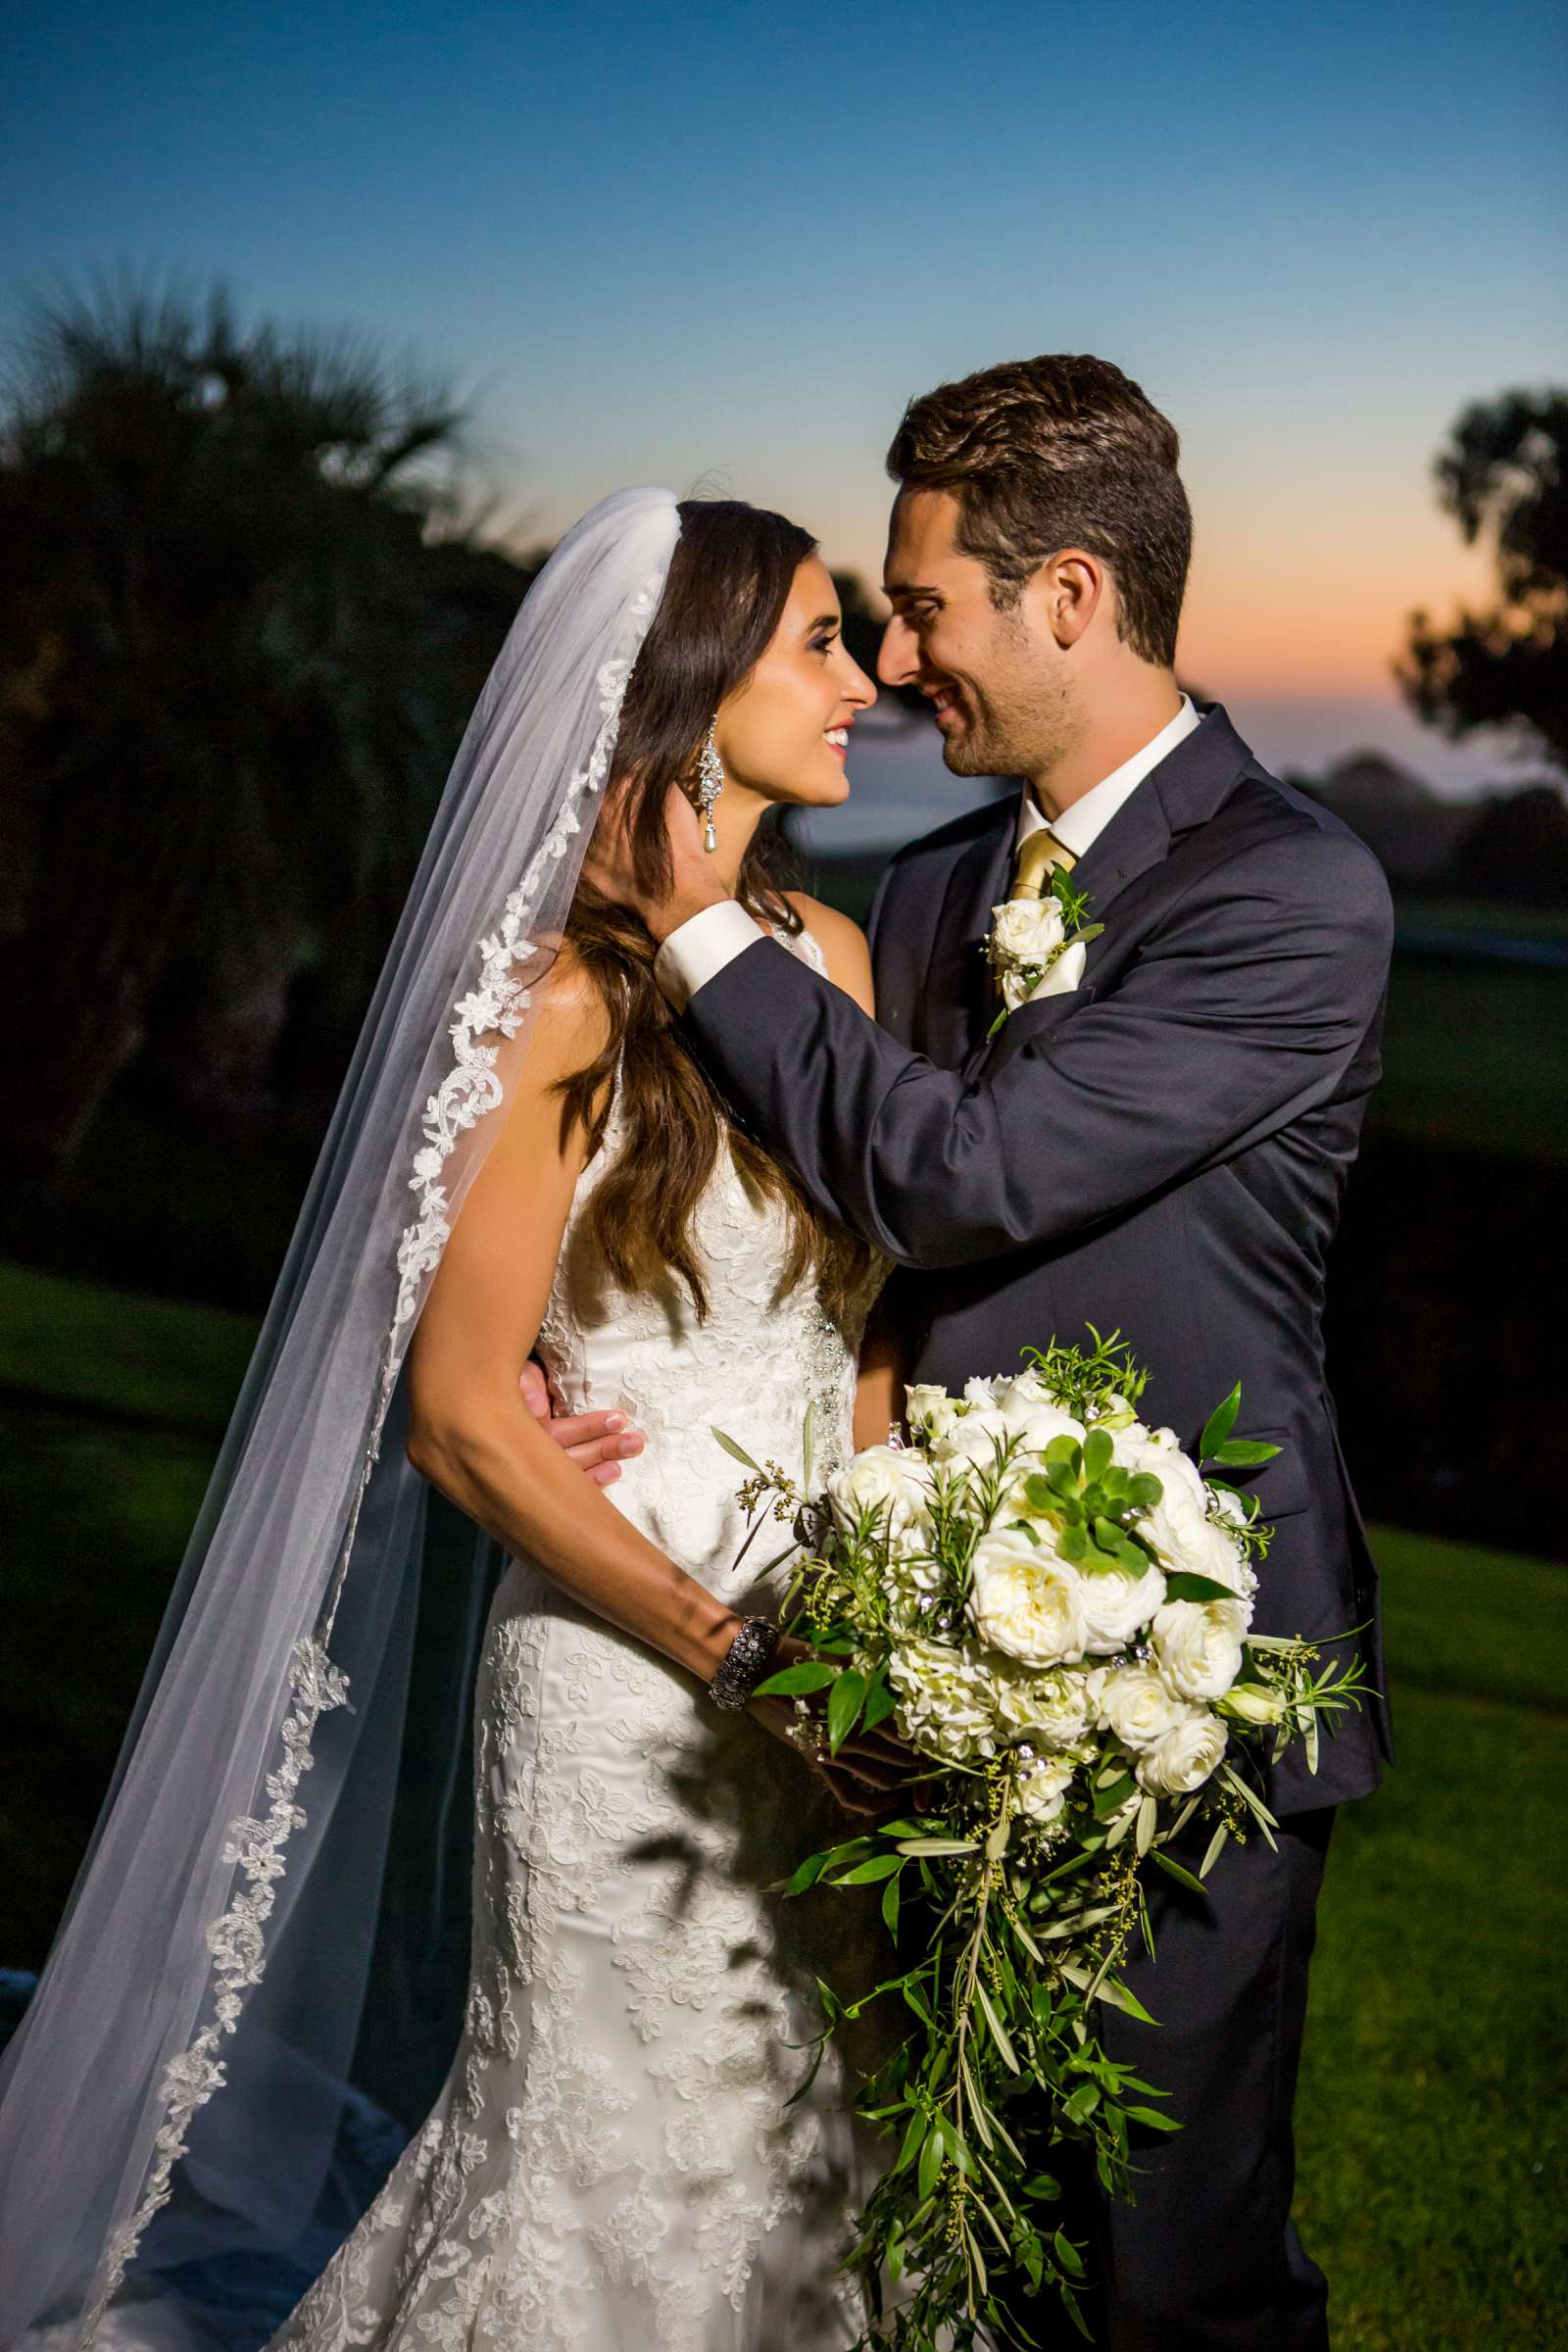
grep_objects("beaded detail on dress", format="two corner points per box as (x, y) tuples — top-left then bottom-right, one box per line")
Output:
(266, 923), (887, 2352)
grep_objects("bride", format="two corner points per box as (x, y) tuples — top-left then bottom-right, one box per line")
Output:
(0, 490), (911, 2350)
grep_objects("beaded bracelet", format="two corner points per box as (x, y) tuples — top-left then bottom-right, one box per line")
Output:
(709, 1615), (782, 1711)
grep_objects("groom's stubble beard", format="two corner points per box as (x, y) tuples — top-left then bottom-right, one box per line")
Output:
(937, 605), (1077, 783)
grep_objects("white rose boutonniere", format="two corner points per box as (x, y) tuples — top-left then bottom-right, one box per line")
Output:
(983, 865), (1103, 1037)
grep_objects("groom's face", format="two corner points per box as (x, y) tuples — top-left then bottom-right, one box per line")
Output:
(880, 489), (1070, 780)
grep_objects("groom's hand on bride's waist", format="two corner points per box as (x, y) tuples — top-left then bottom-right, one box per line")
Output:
(519, 1359), (644, 1488)
(581, 777), (728, 943)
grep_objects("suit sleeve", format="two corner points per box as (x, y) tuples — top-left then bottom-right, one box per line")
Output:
(680, 830), (1394, 1268)
(863, 858), (897, 974)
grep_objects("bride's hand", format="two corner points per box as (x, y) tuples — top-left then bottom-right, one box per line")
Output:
(749, 1635), (926, 1820)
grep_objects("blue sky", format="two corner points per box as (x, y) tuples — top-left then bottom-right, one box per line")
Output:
(5, 0), (1565, 786)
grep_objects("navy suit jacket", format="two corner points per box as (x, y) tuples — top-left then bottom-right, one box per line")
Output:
(681, 703), (1395, 1809)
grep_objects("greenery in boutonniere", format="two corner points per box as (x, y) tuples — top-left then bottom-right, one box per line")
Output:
(983, 867), (1104, 1040)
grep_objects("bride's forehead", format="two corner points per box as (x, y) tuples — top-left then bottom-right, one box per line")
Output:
(786, 552), (835, 602)
(770, 555), (838, 631)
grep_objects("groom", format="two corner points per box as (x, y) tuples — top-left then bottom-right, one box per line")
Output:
(587, 354), (1395, 2348)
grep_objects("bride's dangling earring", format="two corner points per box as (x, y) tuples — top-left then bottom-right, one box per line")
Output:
(695, 719), (724, 853)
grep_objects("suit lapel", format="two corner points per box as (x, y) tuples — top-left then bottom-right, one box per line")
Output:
(924, 797), (1017, 1062)
(977, 703), (1260, 1071)
(1061, 701), (1258, 948)
(915, 705), (1257, 1069)
(1065, 776), (1173, 935)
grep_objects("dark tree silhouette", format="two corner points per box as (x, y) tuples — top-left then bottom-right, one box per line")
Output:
(1446, 780), (1568, 908)
(0, 279), (530, 1175)
(1398, 389), (1568, 770)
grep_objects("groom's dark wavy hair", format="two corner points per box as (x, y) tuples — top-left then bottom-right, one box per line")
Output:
(558, 498), (875, 1324)
(887, 354), (1192, 666)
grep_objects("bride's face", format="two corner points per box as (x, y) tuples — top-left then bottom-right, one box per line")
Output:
(713, 557), (875, 813)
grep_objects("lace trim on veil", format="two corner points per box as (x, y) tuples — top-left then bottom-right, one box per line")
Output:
(74, 578), (666, 2346)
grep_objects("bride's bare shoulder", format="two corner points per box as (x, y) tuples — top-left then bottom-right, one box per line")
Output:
(780, 891), (875, 1016)
(525, 943), (616, 1080)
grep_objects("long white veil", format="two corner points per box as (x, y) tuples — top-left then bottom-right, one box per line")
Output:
(0, 486), (683, 2344)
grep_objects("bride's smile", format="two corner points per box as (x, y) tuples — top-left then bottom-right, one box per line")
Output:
(10, 355), (1395, 2352)
(703, 553), (876, 847)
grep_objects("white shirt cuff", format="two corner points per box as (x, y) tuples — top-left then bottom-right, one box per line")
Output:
(653, 901), (767, 1013)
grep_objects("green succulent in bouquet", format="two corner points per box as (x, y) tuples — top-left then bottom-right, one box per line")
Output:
(717, 1331), (1365, 2349)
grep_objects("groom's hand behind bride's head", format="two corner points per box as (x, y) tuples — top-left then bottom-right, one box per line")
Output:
(581, 775), (727, 945)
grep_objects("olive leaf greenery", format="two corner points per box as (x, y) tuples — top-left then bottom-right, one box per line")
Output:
(720, 1334), (1365, 2350)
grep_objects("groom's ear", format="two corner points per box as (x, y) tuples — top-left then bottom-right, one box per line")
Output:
(1031, 548), (1109, 650)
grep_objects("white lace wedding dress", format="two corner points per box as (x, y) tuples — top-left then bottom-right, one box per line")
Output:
(267, 926), (888, 2352)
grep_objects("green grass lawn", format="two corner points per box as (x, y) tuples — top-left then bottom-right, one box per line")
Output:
(0, 1252), (258, 1428)
(1370, 956), (1568, 1163)
(1289, 1522), (1568, 2345)
(1, 1260), (1564, 2345)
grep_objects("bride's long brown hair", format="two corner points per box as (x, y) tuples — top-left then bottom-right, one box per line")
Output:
(556, 498), (874, 1324)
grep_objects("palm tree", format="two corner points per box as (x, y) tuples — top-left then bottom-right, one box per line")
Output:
(0, 277), (531, 1176)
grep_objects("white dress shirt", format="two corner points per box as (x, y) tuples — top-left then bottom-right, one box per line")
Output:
(1017, 692), (1199, 863)
(654, 694), (1200, 1013)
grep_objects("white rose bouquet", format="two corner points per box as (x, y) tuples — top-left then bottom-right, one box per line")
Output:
(982, 864), (1103, 1035)
(718, 1330), (1363, 2350)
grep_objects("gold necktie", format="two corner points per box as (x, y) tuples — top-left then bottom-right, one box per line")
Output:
(1012, 824), (1077, 899)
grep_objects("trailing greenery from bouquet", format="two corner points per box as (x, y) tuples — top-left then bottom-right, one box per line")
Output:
(717, 1331), (1365, 2351)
